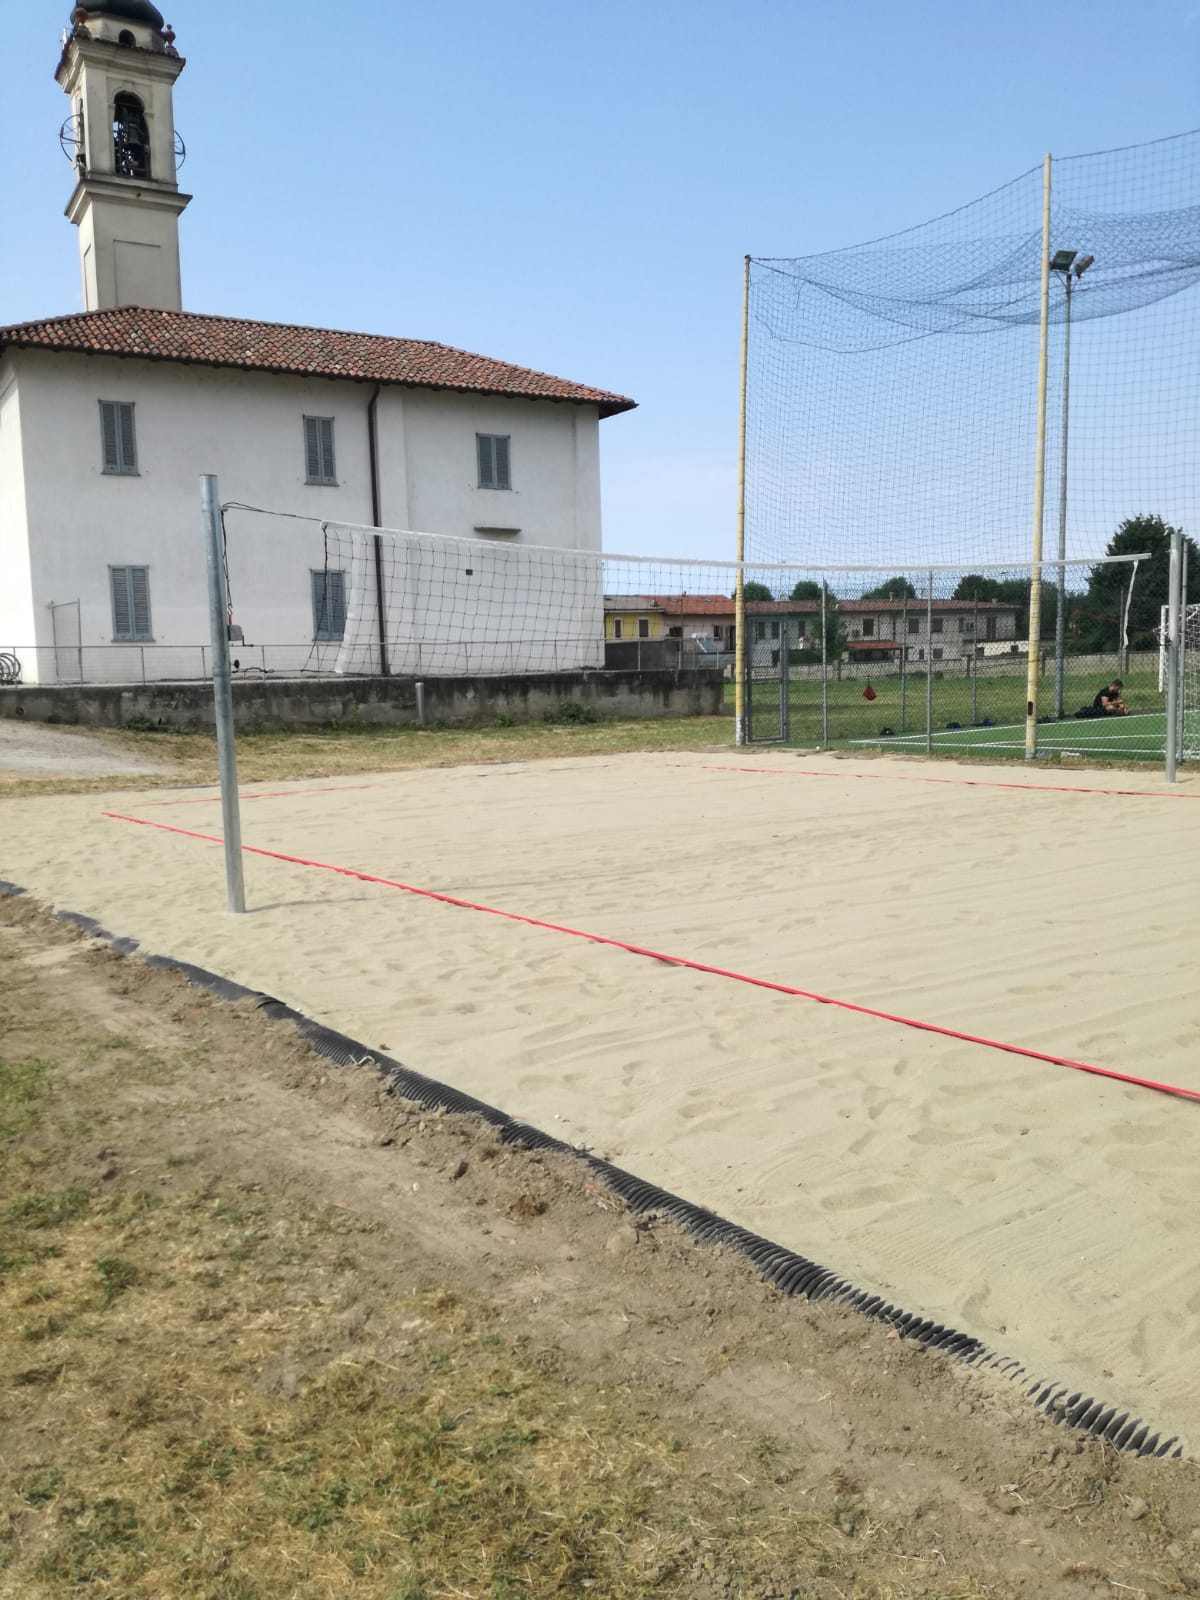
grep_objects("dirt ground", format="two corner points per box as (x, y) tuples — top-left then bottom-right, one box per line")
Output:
(0, 719), (170, 778)
(2, 892), (1199, 1600)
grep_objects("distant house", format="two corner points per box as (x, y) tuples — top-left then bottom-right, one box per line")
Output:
(603, 595), (736, 666)
(746, 598), (1021, 669)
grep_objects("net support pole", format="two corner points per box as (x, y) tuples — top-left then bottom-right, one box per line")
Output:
(1025, 152), (1053, 762)
(201, 474), (246, 915)
(972, 598), (979, 725)
(820, 578), (829, 750)
(734, 254), (751, 747)
(1054, 271), (1073, 721)
(1180, 543), (1190, 750)
(900, 597), (908, 730)
(1165, 526), (1182, 783)
(925, 573), (933, 755)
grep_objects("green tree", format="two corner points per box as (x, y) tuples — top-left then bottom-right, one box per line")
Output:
(810, 595), (848, 662)
(952, 574), (1001, 603)
(1079, 515), (1198, 652)
(789, 579), (823, 602)
(862, 576), (917, 600)
(740, 581), (775, 603)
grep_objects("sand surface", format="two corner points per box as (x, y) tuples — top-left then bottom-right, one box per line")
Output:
(2, 749), (1198, 1448)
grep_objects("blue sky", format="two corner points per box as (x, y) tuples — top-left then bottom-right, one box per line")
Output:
(3, 0), (1197, 558)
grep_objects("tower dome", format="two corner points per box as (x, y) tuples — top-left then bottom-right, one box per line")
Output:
(76, 1), (166, 30)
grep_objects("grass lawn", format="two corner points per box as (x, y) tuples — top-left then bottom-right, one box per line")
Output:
(739, 668), (1180, 762)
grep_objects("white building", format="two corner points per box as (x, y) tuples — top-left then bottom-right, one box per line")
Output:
(0, 2), (634, 684)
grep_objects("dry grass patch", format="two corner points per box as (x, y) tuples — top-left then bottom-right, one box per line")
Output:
(0, 918), (1004, 1600)
(0, 715), (732, 799)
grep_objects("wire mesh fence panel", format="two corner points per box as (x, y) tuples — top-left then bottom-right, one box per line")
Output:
(737, 557), (1162, 759)
(743, 131), (1200, 766)
(1184, 605), (1200, 759)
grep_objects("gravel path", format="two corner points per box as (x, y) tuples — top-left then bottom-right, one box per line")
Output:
(0, 719), (170, 776)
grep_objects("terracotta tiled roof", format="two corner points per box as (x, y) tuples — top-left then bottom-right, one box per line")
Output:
(0, 307), (637, 418)
(603, 595), (734, 616)
(748, 598), (1017, 614)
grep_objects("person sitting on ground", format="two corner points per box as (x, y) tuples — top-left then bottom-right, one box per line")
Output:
(1092, 678), (1129, 717)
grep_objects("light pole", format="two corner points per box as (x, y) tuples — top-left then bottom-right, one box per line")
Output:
(1050, 248), (1095, 719)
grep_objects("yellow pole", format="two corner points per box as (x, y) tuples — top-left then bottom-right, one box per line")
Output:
(735, 253), (751, 746)
(1025, 153), (1053, 760)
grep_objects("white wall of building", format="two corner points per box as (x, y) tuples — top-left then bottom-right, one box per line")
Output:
(5, 351), (606, 681)
(0, 366), (36, 659)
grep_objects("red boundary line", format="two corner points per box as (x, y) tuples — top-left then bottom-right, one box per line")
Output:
(129, 783), (380, 810)
(702, 764), (1199, 800)
(99, 810), (1200, 1106)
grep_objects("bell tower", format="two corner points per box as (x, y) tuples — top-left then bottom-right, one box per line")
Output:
(56, 2), (191, 311)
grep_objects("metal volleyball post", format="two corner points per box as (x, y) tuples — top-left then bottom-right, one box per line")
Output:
(201, 474), (246, 914)
(734, 254), (751, 747)
(1164, 526), (1182, 784)
(820, 578), (829, 749)
(925, 572), (934, 755)
(1025, 153), (1054, 761)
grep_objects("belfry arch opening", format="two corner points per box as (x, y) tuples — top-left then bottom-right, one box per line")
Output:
(113, 92), (150, 179)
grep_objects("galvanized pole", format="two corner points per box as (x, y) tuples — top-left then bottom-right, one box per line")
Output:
(972, 597), (979, 725)
(1164, 527), (1182, 784)
(925, 572), (934, 755)
(1054, 272), (1073, 721)
(201, 475), (246, 914)
(779, 619), (790, 743)
(900, 596), (908, 731)
(820, 579), (829, 750)
(734, 255), (751, 746)
(1025, 154), (1053, 760)
(1180, 543), (1190, 753)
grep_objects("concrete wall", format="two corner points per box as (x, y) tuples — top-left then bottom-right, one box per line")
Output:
(0, 670), (723, 733)
(7, 351), (606, 681)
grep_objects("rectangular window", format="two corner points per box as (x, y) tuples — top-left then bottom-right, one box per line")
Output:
(311, 568), (347, 641)
(933, 647), (944, 661)
(109, 565), (152, 640)
(612, 618), (623, 640)
(862, 617), (875, 637)
(770, 620), (780, 639)
(795, 617), (806, 637)
(986, 616), (998, 641)
(713, 625), (723, 639)
(477, 433), (512, 490)
(667, 625), (682, 638)
(908, 615), (920, 634)
(931, 616), (944, 634)
(755, 621), (765, 641)
(637, 618), (650, 639)
(304, 416), (337, 485)
(100, 400), (138, 475)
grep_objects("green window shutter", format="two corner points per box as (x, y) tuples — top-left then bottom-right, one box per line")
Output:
(312, 569), (346, 640)
(110, 566), (132, 637)
(110, 565), (151, 640)
(477, 434), (511, 490)
(129, 565), (151, 637)
(305, 417), (336, 484)
(494, 434), (511, 489)
(101, 402), (137, 473)
(118, 403), (137, 473)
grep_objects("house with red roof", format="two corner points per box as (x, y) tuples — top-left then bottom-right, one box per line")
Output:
(0, 5), (635, 684)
